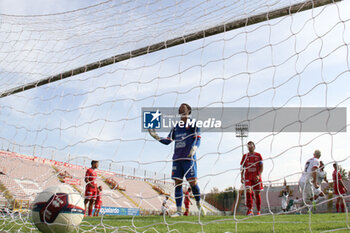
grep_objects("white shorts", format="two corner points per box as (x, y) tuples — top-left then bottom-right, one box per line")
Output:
(299, 179), (322, 201)
(282, 201), (288, 209)
(239, 184), (244, 191)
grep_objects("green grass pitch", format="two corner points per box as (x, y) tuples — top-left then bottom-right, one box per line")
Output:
(1, 213), (350, 232)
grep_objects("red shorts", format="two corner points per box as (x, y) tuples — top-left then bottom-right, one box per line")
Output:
(184, 202), (190, 209)
(244, 178), (263, 191)
(85, 186), (97, 200)
(334, 186), (346, 195)
(95, 201), (102, 209)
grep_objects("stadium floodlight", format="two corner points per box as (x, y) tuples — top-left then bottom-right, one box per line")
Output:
(235, 124), (249, 138)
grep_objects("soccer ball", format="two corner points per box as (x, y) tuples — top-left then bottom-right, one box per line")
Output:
(32, 184), (84, 233)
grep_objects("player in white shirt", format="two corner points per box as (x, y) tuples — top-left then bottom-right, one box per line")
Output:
(281, 190), (289, 212)
(298, 150), (325, 203)
(161, 196), (169, 216)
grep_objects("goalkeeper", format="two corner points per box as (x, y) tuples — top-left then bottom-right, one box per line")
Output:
(148, 103), (205, 217)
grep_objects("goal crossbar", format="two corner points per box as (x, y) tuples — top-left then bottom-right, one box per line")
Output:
(0, 0), (340, 99)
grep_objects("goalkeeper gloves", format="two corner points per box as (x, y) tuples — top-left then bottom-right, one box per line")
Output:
(188, 146), (198, 157)
(148, 129), (160, 141)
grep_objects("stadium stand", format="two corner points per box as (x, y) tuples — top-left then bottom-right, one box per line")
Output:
(0, 174), (27, 201)
(0, 194), (7, 208)
(0, 150), (219, 215)
(96, 173), (137, 209)
(53, 163), (138, 208)
(0, 151), (62, 201)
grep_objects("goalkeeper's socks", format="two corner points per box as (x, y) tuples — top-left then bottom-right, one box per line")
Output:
(177, 206), (182, 213)
(175, 185), (183, 207)
(191, 184), (201, 202)
(341, 203), (345, 213)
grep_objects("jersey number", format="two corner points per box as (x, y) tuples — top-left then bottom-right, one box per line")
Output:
(304, 161), (310, 172)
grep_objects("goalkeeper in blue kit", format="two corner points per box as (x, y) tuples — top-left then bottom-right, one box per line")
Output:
(148, 103), (206, 217)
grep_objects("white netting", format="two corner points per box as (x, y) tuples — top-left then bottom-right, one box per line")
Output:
(0, 0), (350, 232)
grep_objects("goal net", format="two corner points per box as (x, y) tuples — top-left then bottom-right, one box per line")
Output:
(0, 0), (349, 232)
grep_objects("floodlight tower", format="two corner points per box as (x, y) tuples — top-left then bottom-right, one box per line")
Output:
(235, 124), (249, 156)
(235, 123), (249, 208)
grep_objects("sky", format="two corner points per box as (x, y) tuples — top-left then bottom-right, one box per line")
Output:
(0, 0), (349, 193)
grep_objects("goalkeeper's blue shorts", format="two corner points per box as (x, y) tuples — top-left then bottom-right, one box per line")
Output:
(171, 159), (197, 180)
